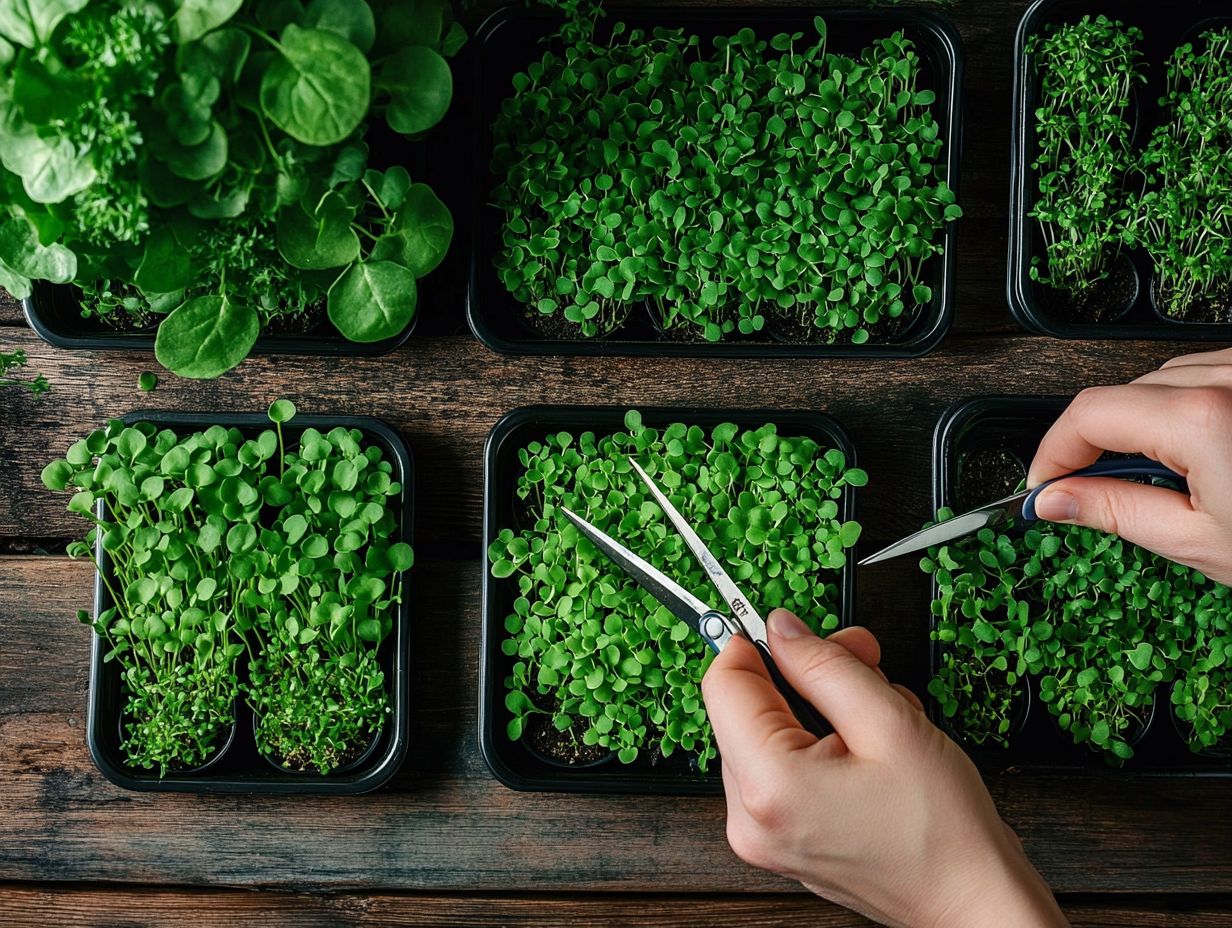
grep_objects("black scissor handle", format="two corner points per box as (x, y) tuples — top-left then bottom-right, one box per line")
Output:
(753, 640), (833, 739)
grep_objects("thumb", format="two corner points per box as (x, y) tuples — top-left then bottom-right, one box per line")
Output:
(1031, 477), (1213, 565)
(766, 610), (917, 756)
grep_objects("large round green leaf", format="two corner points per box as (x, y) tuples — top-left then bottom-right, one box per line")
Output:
(395, 183), (452, 277)
(277, 194), (360, 270)
(303, 0), (375, 52)
(380, 45), (451, 136)
(260, 25), (370, 146)
(0, 0), (87, 48)
(327, 260), (416, 342)
(173, 0), (243, 44)
(155, 295), (259, 378)
(163, 120), (228, 180)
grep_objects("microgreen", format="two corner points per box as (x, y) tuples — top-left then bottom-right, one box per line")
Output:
(0, 347), (49, 396)
(1125, 29), (1232, 322)
(138, 371), (158, 392)
(490, 410), (865, 769)
(1027, 16), (1144, 295)
(924, 510), (1230, 761)
(0, 0), (464, 379)
(491, 16), (959, 344)
(42, 400), (411, 775)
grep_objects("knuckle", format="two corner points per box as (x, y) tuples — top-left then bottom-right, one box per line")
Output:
(1180, 387), (1232, 433)
(737, 777), (790, 831)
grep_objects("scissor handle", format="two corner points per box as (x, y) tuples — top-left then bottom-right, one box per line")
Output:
(1022, 457), (1188, 522)
(753, 640), (833, 739)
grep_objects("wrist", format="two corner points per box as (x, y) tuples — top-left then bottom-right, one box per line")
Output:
(920, 835), (1069, 928)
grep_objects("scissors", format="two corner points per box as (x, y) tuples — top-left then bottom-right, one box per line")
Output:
(560, 459), (833, 740)
(859, 456), (1188, 566)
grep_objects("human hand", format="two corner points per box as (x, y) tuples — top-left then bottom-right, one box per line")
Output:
(702, 611), (1068, 928)
(1028, 347), (1232, 585)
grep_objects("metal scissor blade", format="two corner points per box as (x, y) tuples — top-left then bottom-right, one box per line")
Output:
(629, 458), (768, 645)
(560, 507), (713, 632)
(858, 491), (1029, 566)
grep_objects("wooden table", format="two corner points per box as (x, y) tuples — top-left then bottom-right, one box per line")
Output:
(1, 1), (1229, 924)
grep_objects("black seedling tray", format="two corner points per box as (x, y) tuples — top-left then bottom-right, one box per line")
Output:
(87, 410), (414, 794)
(468, 5), (964, 358)
(1008, 0), (1232, 340)
(930, 396), (1230, 775)
(480, 405), (859, 794)
(23, 282), (417, 357)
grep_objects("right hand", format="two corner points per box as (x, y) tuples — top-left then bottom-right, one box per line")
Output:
(1028, 347), (1232, 585)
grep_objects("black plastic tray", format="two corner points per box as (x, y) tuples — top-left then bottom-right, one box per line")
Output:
(1008, 0), (1232, 340)
(480, 405), (859, 794)
(930, 396), (1230, 775)
(86, 410), (414, 793)
(468, 6), (964, 358)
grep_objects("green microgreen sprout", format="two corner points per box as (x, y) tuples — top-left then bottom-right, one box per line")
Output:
(0, 0), (464, 379)
(924, 510), (1230, 761)
(1125, 29), (1232, 322)
(138, 371), (158, 392)
(489, 410), (866, 770)
(491, 15), (959, 344)
(42, 399), (412, 776)
(1027, 15), (1144, 296)
(0, 348), (49, 396)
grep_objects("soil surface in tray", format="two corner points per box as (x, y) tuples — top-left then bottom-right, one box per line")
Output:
(956, 447), (1026, 511)
(1038, 255), (1137, 324)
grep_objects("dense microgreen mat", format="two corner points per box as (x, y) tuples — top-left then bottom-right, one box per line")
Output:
(924, 513), (1231, 761)
(490, 14), (959, 344)
(1126, 29), (1232, 322)
(42, 401), (412, 775)
(488, 410), (866, 770)
(0, 0), (463, 378)
(1028, 15), (1143, 295)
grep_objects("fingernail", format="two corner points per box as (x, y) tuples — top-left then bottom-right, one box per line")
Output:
(769, 609), (811, 639)
(1033, 487), (1079, 522)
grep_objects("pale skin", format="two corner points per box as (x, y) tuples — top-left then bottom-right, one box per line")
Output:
(703, 348), (1232, 926)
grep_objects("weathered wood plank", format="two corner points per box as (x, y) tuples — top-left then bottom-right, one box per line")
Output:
(0, 327), (1214, 554)
(1, 555), (1229, 894)
(0, 886), (1228, 927)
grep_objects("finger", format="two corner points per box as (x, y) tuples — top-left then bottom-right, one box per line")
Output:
(1133, 365), (1232, 390)
(824, 625), (880, 670)
(892, 683), (925, 712)
(1027, 384), (1196, 486)
(767, 610), (917, 756)
(1160, 347), (1232, 369)
(702, 634), (817, 771)
(1031, 476), (1222, 569)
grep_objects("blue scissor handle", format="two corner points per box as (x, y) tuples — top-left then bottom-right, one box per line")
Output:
(1022, 457), (1188, 522)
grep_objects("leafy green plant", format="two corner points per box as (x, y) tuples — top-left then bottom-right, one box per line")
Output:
(0, 347), (49, 395)
(1126, 29), (1232, 322)
(491, 16), (959, 344)
(489, 410), (866, 769)
(0, 0), (464, 378)
(42, 399), (411, 775)
(924, 511), (1230, 760)
(1027, 15), (1144, 295)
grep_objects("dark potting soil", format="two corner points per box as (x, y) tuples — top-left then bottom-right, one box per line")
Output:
(522, 303), (633, 340)
(268, 731), (374, 774)
(525, 708), (612, 766)
(1156, 282), (1232, 325)
(1039, 256), (1137, 324)
(956, 448), (1026, 511)
(261, 298), (326, 335)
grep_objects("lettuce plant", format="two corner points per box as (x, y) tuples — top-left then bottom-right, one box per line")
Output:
(1126, 29), (1232, 322)
(0, 0), (463, 378)
(924, 512), (1230, 761)
(1027, 16), (1144, 295)
(42, 400), (412, 775)
(491, 16), (959, 344)
(489, 411), (865, 770)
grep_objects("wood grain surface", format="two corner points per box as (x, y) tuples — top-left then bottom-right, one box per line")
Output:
(0, 0), (1230, 921)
